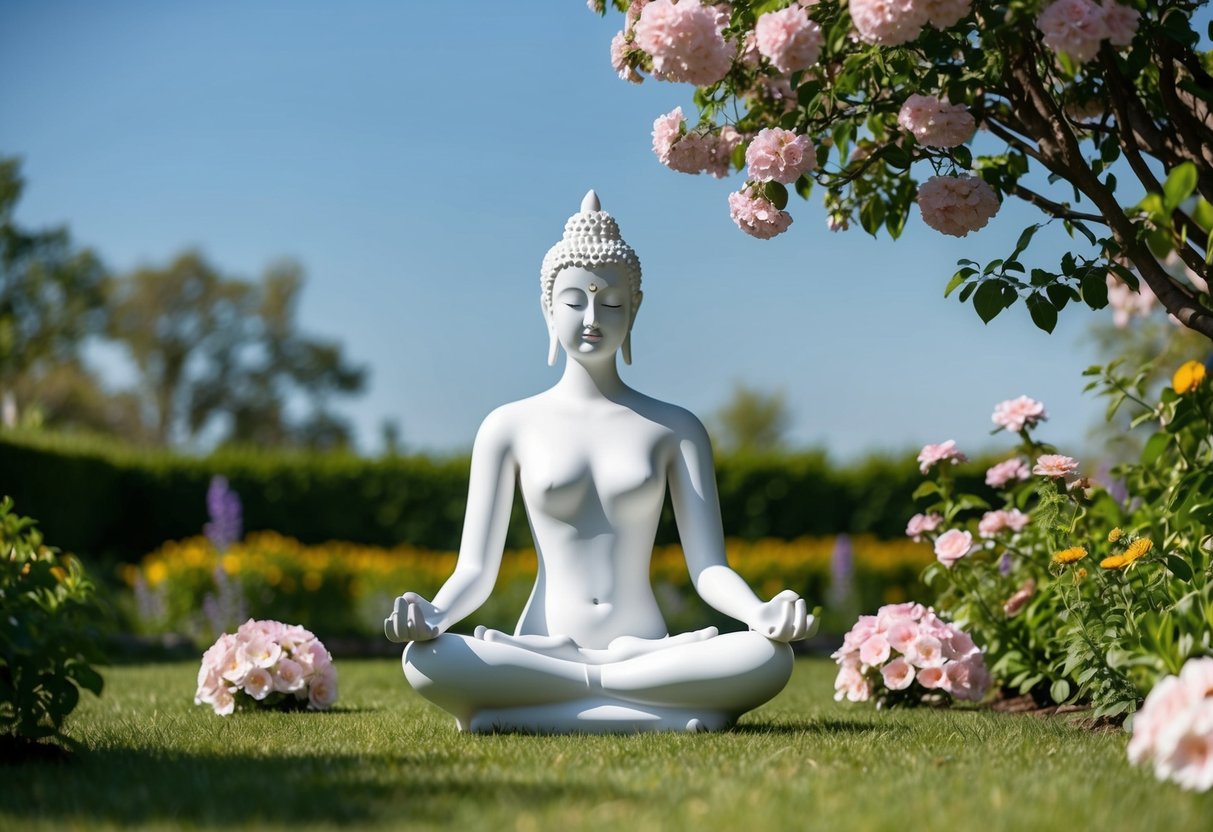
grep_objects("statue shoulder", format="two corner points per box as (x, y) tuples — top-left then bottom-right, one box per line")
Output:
(630, 394), (712, 447)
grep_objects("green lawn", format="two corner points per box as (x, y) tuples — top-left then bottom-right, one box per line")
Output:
(4, 657), (1210, 831)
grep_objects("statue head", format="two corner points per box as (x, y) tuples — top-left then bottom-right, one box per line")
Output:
(540, 191), (643, 366)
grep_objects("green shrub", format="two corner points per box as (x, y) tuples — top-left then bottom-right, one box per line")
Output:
(0, 497), (104, 743)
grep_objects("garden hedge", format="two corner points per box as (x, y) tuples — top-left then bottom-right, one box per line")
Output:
(0, 430), (996, 562)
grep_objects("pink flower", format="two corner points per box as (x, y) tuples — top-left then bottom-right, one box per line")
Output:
(881, 602), (927, 622)
(941, 626), (977, 660)
(917, 175), (1000, 237)
(905, 634), (944, 668)
(1107, 273), (1158, 328)
(611, 31), (643, 83)
(1101, 1), (1139, 47)
(1130, 675), (1197, 765)
(978, 508), (1030, 538)
(243, 666), (273, 701)
(897, 94), (975, 148)
(728, 187), (793, 239)
(272, 658), (306, 693)
(917, 439), (967, 474)
(1037, 0), (1109, 64)
(992, 395), (1048, 433)
(1033, 454), (1080, 478)
(307, 668), (339, 710)
(882, 657), (916, 691)
(705, 125), (742, 179)
(946, 655), (990, 702)
(859, 633), (892, 667)
(745, 128), (816, 184)
(986, 457), (1030, 488)
(921, 0), (971, 29)
(916, 665), (946, 689)
(652, 108), (714, 174)
(634, 0), (733, 86)
(1155, 700), (1213, 792)
(850, 0), (930, 46)
(237, 635), (282, 670)
(1002, 580), (1036, 618)
(886, 620), (920, 654)
(934, 529), (974, 568)
(754, 6), (822, 74)
(834, 664), (873, 702)
(211, 685), (236, 716)
(905, 512), (943, 542)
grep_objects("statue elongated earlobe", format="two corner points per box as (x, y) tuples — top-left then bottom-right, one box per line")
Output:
(622, 332), (633, 365)
(547, 328), (559, 366)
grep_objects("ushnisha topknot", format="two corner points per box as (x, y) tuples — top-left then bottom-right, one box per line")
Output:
(540, 190), (642, 316)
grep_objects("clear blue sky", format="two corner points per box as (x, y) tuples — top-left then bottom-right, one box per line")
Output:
(1, 0), (1137, 463)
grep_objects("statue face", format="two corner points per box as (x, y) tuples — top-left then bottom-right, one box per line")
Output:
(550, 264), (632, 361)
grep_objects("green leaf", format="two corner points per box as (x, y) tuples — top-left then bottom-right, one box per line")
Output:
(958, 282), (977, 303)
(1163, 164), (1197, 211)
(764, 182), (789, 210)
(1165, 554), (1194, 582)
(1046, 283), (1074, 310)
(1050, 679), (1071, 704)
(973, 280), (1007, 323)
(1026, 292), (1058, 333)
(71, 663), (104, 697)
(1141, 432), (1171, 465)
(912, 481), (941, 500)
(860, 198), (886, 236)
(794, 174), (813, 201)
(945, 270), (971, 298)
(1080, 269), (1109, 309)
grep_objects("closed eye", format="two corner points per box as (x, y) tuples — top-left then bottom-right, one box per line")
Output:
(603, 303), (622, 309)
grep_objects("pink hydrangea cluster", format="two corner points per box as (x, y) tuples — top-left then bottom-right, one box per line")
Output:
(832, 602), (989, 706)
(728, 186), (793, 239)
(897, 94), (975, 148)
(850, 0), (972, 46)
(744, 127), (816, 184)
(933, 528), (974, 567)
(916, 438), (966, 474)
(977, 508), (1030, 538)
(905, 511), (943, 542)
(652, 108), (741, 178)
(633, 0), (733, 86)
(1128, 657), (1213, 792)
(1037, 0), (1140, 64)
(754, 5), (822, 74)
(985, 457), (1030, 488)
(991, 395), (1047, 433)
(611, 31), (644, 83)
(195, 618), (338, 715)
(916, 174), (1000, 237)
(1033, 453), (1080, 478)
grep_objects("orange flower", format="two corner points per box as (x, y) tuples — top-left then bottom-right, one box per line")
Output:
(1052, 546), (1088, 564)
(1101, 554), (1127, 570)
(1121, 538), (1153, 565)
(1172, 360), (1206, 394)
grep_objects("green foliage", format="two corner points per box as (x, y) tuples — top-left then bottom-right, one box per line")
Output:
(712, 382), (791, 452)
(916, 355), (1213, 717)
(0, 497), (104, 742)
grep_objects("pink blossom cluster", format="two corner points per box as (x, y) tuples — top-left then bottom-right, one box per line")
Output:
(978, 508), (1030, 538)
(1037, 0), (1140, 64)
(651, 108), (740, 178)
(897, 94), (975, 148)
(916, 174), (1000, 237)
(850, 0), (972, 47)
(633, 0), (733, 86)
(933, 528), (974, 567)
(917, 439), (966, 474)
(745, 127), (816, 184)
(985, 457), (1030, 488)
(728, 186), (793, 239)
(1128, 657), (1213, 792)
(1107, 273), (1159, 328)
(905, 512), (943, 542)
(832, 603), (989, 705)
(1033, 453), (1080, 479)
(195, 619), (338, 715)
(611, 31), (644, 83)
(992, 395), (1047, 433)
(754, 5), (822, 74)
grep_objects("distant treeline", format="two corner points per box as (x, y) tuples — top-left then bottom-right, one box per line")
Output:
(0, 431), (997, 562)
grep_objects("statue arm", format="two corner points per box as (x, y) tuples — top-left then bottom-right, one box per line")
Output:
(668, 414), (815, 642)
(386, 409), (516, 642)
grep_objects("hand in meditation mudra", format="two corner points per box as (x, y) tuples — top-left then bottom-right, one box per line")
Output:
(385, 191), (817, 733)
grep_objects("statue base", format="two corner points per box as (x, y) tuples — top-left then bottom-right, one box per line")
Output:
(462, 698), (735, 734)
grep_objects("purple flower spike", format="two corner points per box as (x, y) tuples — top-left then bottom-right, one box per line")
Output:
(204, 475), (243, 552)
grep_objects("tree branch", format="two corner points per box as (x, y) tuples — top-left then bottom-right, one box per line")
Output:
(1011, 184), (1106, 225)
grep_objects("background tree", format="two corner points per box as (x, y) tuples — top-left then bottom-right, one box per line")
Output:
(594, 0), (1213, 339)
(0, 157), (108, 428)
(104, 252), (367, 449)
(713, 382), (792, 452)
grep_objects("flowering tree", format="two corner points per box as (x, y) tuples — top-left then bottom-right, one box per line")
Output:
(590, 0), (1213, 339)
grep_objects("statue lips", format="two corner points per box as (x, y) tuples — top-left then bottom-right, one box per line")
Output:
(581, 328), (603, 343)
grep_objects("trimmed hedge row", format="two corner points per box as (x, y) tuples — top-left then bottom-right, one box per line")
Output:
(0, 431), (995, 562)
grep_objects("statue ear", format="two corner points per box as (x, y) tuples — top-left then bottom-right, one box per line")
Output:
(623, 291), (643, 365)
(541, 295), (559, 367)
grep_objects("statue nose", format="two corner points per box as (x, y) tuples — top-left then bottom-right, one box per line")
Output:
(583, 304), (598, 328)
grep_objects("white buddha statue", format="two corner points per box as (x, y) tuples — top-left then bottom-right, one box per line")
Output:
(385, 191), (817, 733)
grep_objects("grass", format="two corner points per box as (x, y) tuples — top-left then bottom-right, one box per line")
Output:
(4, 657), (1211, 831)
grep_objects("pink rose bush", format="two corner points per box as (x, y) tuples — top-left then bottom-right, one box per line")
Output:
(745, 127), (816, 184)
(728, 186), (793, 239)
(1128, 657), (1213, 792)
(916, 175), (1000, 237)
(916, 439), (966, 474)
(897, 94), (975, 148)
(651, 107), (738, 178)
(195, 619), (338, 715)
(977, 509), (1030, 539)
(933, 528), (974, 567)
(905, 512), (943, 542)
(985, 457), (1030, 488)
(833, 603), (989, 707)
(850, 0), (972, 47)
(1037, 0), (1139, 64)
(754, 5), (822, 74)
(991, 395), (1047, 434)
(1033, 453), (1080, 479)
(633, 0), (733, 86)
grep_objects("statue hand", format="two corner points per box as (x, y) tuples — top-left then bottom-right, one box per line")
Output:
(747, 590), (818, 643)
(385, 592), (442, 643)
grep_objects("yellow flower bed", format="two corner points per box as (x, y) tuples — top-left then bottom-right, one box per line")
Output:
(125, 532), (934, 639)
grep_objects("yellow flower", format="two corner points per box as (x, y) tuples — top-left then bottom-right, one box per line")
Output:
(145, 560), (168, 586)
(1052, 546), (1088, 564)
(1172, 360), (1206, 394)
(50, 565), (67, 583)
(1107, 528), (1123, 543)
(1101, 554), (1127, 570)
(1122, 538), (1153, 564)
